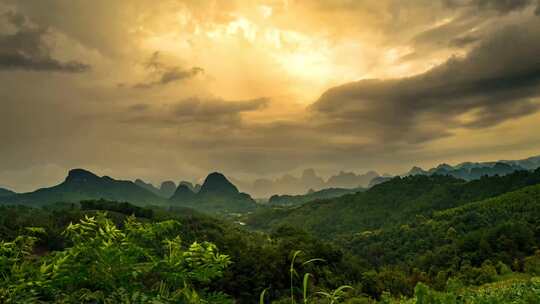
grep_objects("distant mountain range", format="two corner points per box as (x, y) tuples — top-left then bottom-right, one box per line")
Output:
(404, 155), (540, 181)
(0, 169), (257, 216)
(169, 172), (256, 214)
(128, 154), (540, 200)
(2, 154), (539, 212)
(239, 169), (381, 198)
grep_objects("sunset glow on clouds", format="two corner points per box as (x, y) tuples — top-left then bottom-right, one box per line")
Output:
(1, 0), (540, 191)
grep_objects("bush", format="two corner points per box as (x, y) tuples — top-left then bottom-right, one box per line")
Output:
(0, 213), (231, 303)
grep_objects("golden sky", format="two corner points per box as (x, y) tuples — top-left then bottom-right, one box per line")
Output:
(1, 0), (540, 192)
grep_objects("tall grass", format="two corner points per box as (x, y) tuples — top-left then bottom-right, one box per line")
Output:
(260, 250), (352, 303)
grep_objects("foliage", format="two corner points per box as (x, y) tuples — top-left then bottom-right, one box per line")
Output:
(80, 199), (154, 218)
(0, 213), (231, 303)
(382, 277), (540, 303)
(3, 168), (540, 302)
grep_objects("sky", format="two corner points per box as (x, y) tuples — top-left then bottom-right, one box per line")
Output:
(1, 0), (540, 192)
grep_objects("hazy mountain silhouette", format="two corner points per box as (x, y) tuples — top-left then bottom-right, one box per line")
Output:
(247, 169), (379, 197)
(159, 181), (177, 198)
(500, 155), (540, 170)
(404, 155), (540, 180)
(406, 166), (428, 176)
(134, 179), (177, 198)
(178, 181), (201, 193)
(325, 170), (379, 189)
(1, 169), (163, 206)
(368, 176), (394, 187)
(134, 179), (161, 195)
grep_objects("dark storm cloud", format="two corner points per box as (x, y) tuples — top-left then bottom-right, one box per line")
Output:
(120, 97), (269, 126)
(450, 35), (480, 48)
(133, 67), (204, 89)
(406, 15), (481, 58)
(173, 97), (268, 120)
(133, 52), (204, 89)
(0, 11), (90, 73)
(443, 0), (535, 13)
(311, 18), (540, 144)
(404, 0), (539, 63)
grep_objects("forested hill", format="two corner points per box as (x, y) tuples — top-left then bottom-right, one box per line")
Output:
(268, 187), (364, 206)
(246, 169), (540, 238)
(169, 172), (256, 214)
(345, 182), (540, 270)
(0, 187), (15, 197)
(0, 169), (164, 206)
(325, 182), (540, 298)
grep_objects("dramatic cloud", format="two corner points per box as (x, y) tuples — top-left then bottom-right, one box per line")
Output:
(312, 18), (540, 144)
(450, 35), (479, 48)
(172, 97), (268, 121)
(0, 11), (89, 73)
(2, 0), (540, 192)
(443, 0), (536, 13)
(133, 52), (204, 89)
(120, 96), (269, 127)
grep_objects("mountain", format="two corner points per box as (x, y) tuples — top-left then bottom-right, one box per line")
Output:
(134, 179), (177, 198)
(1, 169), (164, 206)
(169, 184), (197, 203)
(169, 172), (256, 214)
(246, 168), (540, 238)
(368, 176), (394, 187)
(301, 169), (325, 189)
(406, 166), (428, 176)
(199, 172), (240, 195)
(501, 155), (540, 170)
(246, 169), (379, 197)
(268, 187), (364, 206)
(159, 181), (176, 198)
(426, 162), (524, 180)
(178, 181), (201, 193)
(404, 155), (540, 181)
(134, 179), (161, 195)
(0, 187), (15, 197)
(326, 170), (379, 189)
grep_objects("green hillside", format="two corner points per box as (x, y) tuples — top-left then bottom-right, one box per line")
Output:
(246, 169), (540, 238)
(268, 187), (364, 206)
(341, 183), (540, 294)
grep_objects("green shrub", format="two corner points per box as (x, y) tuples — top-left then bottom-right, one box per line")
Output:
(0, 213), (231, 303)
